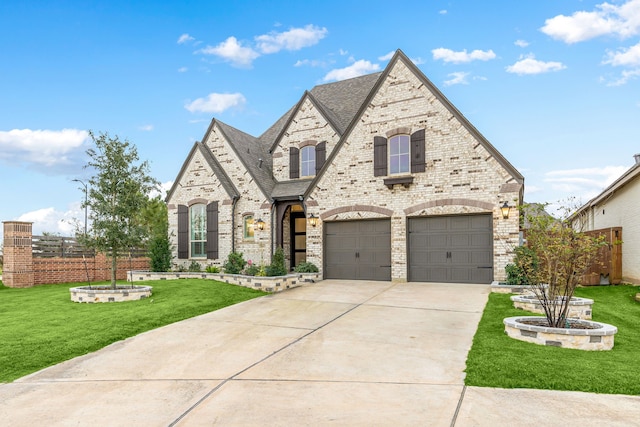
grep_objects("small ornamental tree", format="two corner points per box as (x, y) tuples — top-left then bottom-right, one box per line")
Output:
(79, 131), (159, 288)
(140, 197), (172, 272)
(515, 202), (604, 328)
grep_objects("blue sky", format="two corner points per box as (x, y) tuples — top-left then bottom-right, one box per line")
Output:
(1, 0), (639, 241)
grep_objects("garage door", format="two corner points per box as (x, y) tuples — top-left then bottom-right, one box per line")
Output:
(324, 219), (391, 281)
(408, 214), (493, 284)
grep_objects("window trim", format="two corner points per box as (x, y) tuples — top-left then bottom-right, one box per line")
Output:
(388, 134), (410, 175)
(300, 145), (316, 177)
(190, 203), (207, 258)
(243, 214), (255, 240)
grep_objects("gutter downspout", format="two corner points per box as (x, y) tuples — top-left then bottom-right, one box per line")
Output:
(270, 202), (276, 261)
(231, 195), (239, 253)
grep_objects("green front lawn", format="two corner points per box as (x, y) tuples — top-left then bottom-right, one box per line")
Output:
(0, 279), (266, 383)
(465, 285), (640, 395)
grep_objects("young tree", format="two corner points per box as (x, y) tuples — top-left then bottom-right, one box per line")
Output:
(80, 131), (159, 288)
(140, 196), (172, 272)
(514, 202), (604, 328)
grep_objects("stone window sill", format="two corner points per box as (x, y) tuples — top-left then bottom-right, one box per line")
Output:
(383, 176), (414, 189)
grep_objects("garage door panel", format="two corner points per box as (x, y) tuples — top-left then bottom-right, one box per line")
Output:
(324, 220), (391, 281)
(408, 214), (493, 284)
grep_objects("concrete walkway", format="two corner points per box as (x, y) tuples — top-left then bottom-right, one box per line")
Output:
(1, 280), (639, 426)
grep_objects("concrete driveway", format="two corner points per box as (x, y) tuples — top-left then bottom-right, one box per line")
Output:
(1, 280), (639, 426)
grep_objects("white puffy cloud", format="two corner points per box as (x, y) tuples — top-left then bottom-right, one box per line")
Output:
(541, 0), (640, 43)
(606, 68), (640, 86)
(294, 58), (326, 67)
(443, 71), (470, 86)
(177, 33), (195, 44)
(506, 54), (566, 75)
(322, 60), (380, 82)
(17, 204), (82, 236)
(184, 93), (246, 113)
(139, 124), (154, 131)
(432, 48), (496, 63)
(515, 39), (530, 48)
(379, 51), (394, 61)
(197, 37), (260, 68)
(255, 25), (327, 54)
(544, 166), (628, 199)
(177, 66), (188, 73)
(0, 128), (89, 167)
(603, 41), (640, 66)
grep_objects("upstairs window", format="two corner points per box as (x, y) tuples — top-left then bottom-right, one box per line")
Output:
(289, 142), (326, 179)
(301, 146), (316, 177)
(389, 135), (410, 175)
(190, 204), (206, 258)
(374, 129), (425, 177)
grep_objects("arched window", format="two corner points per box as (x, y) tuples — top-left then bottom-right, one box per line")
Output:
(301, 145), (316, 177)
(190, 204), (206, 258)
(389, 135), (410, 175)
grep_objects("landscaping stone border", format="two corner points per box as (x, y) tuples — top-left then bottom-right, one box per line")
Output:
(490, 281), (540, 294)
(70, 285), (152, 303)
(511, 294), (594, 320)
(128, 271), (321, 293)
(503, 316), (617, 351)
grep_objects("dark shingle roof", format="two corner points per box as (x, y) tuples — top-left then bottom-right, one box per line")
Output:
(271, 179), (314, 200)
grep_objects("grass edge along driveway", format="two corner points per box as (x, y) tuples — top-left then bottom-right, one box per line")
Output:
(0, 279), (266, 383)
(464, 284), (640, 395)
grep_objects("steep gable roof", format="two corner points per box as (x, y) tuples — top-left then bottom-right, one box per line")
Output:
(210, 119), (276, 198)
(305, 49), (524, 197)
(165, 141), (239, 202)
(267, 73), (382, 154)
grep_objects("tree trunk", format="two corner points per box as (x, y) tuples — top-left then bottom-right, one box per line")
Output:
(111, 251), (117, 289)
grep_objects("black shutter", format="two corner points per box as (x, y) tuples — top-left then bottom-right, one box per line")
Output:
(177, 205), (188, 259)
(206, 201), (219, 259)
(373, 136), (387, 177)
(315, 141), (326, 174)
(411, 129), (425, 173)
(290, 147), (300, 179)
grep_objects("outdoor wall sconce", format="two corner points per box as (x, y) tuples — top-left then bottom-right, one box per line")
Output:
(255, 218), (265, 231)
(500, 202), (510, 220)
(308, 213), (318, 227)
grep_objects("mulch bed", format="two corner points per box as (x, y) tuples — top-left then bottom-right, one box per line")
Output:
(518, 318), (599, 330)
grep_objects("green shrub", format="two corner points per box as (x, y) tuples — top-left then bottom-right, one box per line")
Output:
(188, 260), (202, 272)
(244, 264), (260, 276)
(265, 247), (287, 277)
(148, 235), (172, 272)
(293, 261), (319, 273)
(205, 265), (220, 273)
(223, 252), (246, 274)
(506, 246), (538, 286)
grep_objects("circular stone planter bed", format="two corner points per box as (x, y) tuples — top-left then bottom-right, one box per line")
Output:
(70, 285), (152, 303)
(490, 281), (546, 294)
(503, 316), (617, 350)
(510, 295), (594, 320)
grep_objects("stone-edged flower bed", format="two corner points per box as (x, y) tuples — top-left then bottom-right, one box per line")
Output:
(70, 285), (152, 303)
(128, 271), (321, 292)
(510, 294), (594, 320)
(490, 281), (545, 294)
(503, 316), (618, 350)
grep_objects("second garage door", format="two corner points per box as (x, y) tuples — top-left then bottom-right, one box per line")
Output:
(408, 214), (493, 284)
(324, 219), (391, 281)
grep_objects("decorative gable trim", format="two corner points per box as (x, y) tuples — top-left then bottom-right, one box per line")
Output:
(165, 141), (240, 203)
(305, 49), (523, 199)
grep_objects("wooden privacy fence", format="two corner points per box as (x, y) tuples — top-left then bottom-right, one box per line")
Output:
(581, 227), (622, 285)
(2, 221), (151, 288)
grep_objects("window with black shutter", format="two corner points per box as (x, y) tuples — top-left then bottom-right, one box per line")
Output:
(206, 201), (219, 259)
(290, 147), (300, 179)
(177, 205), (188, 259)
(410, 129), (425, 173)
(373, 129), (426, 177)
(315, 141), (326, 174)
(373, 136), (387, 177)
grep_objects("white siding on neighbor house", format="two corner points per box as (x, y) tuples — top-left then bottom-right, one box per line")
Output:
(581, 174), (640, 283)
(305, 58), (521, 282)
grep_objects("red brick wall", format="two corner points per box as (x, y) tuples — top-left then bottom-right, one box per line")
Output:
(3, 221), (150, 288)
(33, 253), (151, 285)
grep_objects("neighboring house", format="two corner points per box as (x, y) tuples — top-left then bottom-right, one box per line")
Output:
(165, 49), (524, 284)
(571, 154), (640, 283)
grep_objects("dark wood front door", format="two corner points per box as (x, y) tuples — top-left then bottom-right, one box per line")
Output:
(290, 212), (307, 270)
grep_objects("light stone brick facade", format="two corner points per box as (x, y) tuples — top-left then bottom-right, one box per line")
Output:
(166, 50), (523, 282)
(305, 59), (521, 281)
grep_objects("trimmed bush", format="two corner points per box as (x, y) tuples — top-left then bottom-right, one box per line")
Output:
(294, 262), (319, 273)
(224, 252), (246, 274)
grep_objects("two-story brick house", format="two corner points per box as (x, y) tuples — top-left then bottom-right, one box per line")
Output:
(166, 49), (524, 283)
